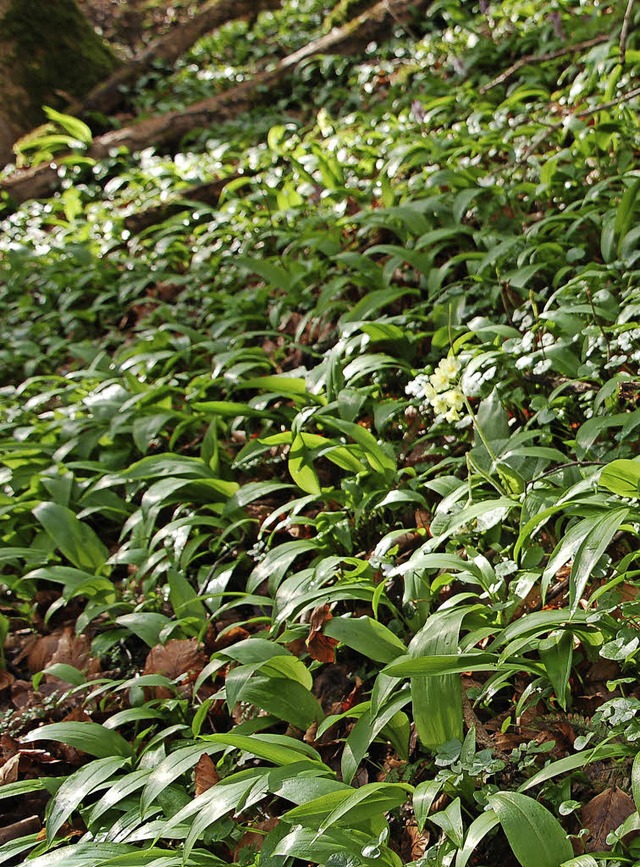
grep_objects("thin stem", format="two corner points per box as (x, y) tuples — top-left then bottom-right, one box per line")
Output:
(463, 395), (500, 466)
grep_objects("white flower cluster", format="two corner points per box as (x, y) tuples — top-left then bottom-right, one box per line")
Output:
(405, 356), (465, 422)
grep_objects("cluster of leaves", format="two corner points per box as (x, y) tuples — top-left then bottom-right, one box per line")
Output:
(1, 0), (640, 864)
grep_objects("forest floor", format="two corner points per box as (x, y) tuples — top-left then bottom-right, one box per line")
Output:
(1, 1), (640, 865)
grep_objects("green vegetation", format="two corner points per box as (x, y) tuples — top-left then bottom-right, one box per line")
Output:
(1, 0), (640, 864)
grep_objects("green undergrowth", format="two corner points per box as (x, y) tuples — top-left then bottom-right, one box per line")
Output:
(1, 0), (640, 864)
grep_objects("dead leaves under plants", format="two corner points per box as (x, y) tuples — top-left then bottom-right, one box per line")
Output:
(306, 604), (339, 663)
(581, 786), (636, 852)
(143, 638), (206, 698)
(194, 753), (219, 796)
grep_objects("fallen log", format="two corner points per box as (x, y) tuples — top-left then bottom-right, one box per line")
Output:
(0, 0), (431, 206)
(68, 0), (283, 118)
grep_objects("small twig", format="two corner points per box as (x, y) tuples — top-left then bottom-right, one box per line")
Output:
(480, 34), (609, 94)
(462, 691), (510, 761)
(525, 460), (605, 490)
(0, 816), (41, 846)
(619, 0), (636, 65)
(520, 83), (640, 161)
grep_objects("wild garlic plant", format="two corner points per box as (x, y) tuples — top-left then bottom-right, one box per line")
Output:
(405, 355), (465, 423)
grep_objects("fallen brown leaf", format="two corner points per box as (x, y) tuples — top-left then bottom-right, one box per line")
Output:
(581, 786), (635, 851)
(232, 817), (279, 861)
(143, 639), (206, 698)
(306, 604), (338, 664)
(0, 755), (19, 786)
(194, 753), (219, 796)
(25, 627), (100, 685)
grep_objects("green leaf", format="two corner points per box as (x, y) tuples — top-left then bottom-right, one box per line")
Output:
(201, 733), (325, 766)
(519, 744), (630, 792)
(239, 674), (323, 729)
(430, 797), (464, 847)
(22, 722), (133, 758)
(43, 106), (93, 143)
(409, 608), (479, 749)
(324, 615), (406, 663)
(569, 508), (628, 612)
(341, 688), (411, 784)
(539, 630), (573, 710)
(115, 612), (171, 647)
(168, 568), (207, 624)
(615, 177), (640, 255)
(274, 825), (402, 867)
(383, 652), (501, 678)
(289, 433), (322, 494)
(599, 459), (640, 498)
(413, 779), (443, 832)
(121, 454), (215, 480)
(46, 756), (128, 841)
(0, 778), (49, 800)
(33, 502), (109, 572)
(631, 751), (640, 812)
(455, 810), (500, 867)
(488, 792), (573, 867)
(319, 416), (395, 476)
(284, 782), (410, 832)
(141, 744), (224, 813)
(87, 769), (150, 825)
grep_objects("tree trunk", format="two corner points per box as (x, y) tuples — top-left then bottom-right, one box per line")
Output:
(1, 0), (431, 204)
(69, 0), (283, 119)
(0, 0), (119, 165)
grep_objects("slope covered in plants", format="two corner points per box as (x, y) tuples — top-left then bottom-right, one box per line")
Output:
(1, 0), (640, 864)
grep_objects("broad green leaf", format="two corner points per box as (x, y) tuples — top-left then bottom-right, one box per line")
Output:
(240, 674), (323, 729)
(141, 744), (224, 813)
(22, 722), (133, 758)
(413, 779), (443, 831)
(409, 608), (478, 749)
(320, 416), (395, 476)
(46, 756), (128, 841)
(87, 768), (151, 824)
(286, 782), (411, 835)
(341, 689), (411, 784)
(274, 825), (402, 867)
(247, 539), (319, 594)
(615, 177), (640, 254)
(43, 106), (93, 143)
(569, 508), (628, 612)
(560, 857), (599, 867)
(633, 752), (640, 812)
(115, 612), (171, 647)
(121, 454), (215, 480)
(488, 791), (573, 867)
(0, 778), (49, 800)
(455, 810), (500, 867)
(289, 433), (322, 494)
(599, 459), (640, 498)
(168, 568), (207, 623)
(201, 733), (324, 766)
(324, 615), (406, 662)
(33, 502), (109, 572)
(429, 797), (464, 847)
(539, 630), (573, 710)
(519, 744), (630, 792)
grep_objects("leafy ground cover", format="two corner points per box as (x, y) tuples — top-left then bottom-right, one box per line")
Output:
(1, 0), (640, 864)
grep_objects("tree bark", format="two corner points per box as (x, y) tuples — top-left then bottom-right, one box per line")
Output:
(69, 0), (283, 119)
(0, 0), (119, 165)
(1, 0), (431, 205)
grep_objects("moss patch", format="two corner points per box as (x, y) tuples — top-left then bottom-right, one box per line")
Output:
(1, 0), (119, 126)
